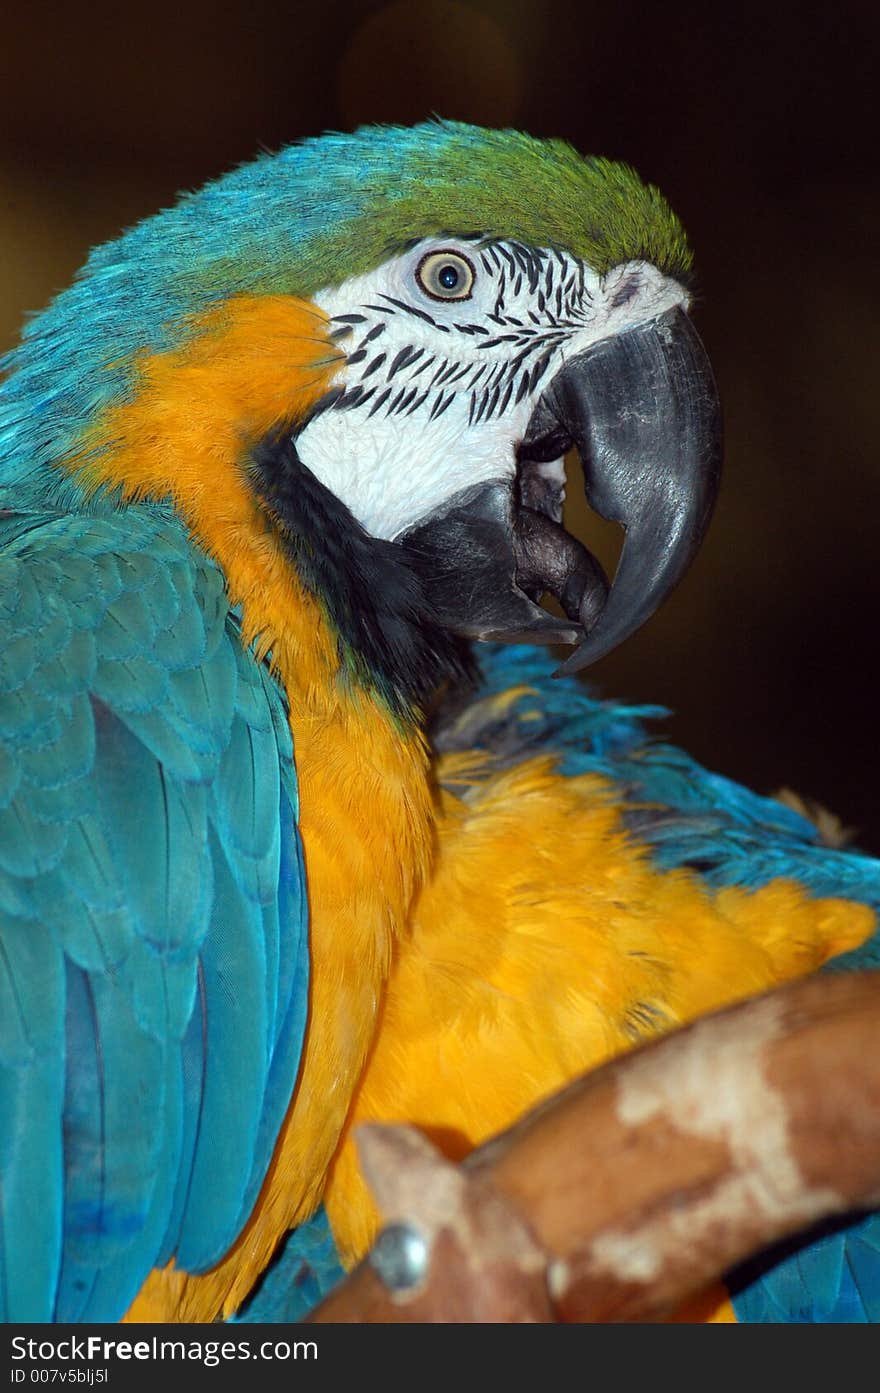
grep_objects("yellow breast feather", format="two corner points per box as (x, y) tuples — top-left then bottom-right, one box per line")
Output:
(323, 753), (873, 1301)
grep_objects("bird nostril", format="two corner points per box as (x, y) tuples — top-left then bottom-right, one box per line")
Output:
(610, 274), (641, 309)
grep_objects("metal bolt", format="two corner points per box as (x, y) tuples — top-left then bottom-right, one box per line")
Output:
(368, 1222), (430, 1292)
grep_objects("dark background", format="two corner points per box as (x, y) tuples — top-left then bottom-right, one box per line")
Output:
(2, 1), (878, 848)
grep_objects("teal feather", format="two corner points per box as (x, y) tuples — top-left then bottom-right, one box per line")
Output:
(231, 633), (276, 734)
(0, 686), (57, 744)
(173, 829), (268, 1272)
(0, 914), (65, 1065)
(197, 559), (233, 650)
(34, 871), (134, 978)
(736, 1230), (847, 1322)
(732, 1217), (879, 1322)
(111, 707), (213, 782)
(127, 945), (201, 1042)
(262, 871), (281, 1052)
(97, 591), (158, 661)
(37, 630), (98, 702)
(34, 601), (74, 667)
(230, 788), (310, 1241)
(166, 650), (238, 758)
(53, 556), (123, 628)
(0, 508), (308, 1320)
(789, 1235), (846, 1313)
(0, 920), (65, 1321)
(0, 742), (20, 808)
(68, 1046), (184, 1324)
(211, 716), (283, 1039)
(2, 564), (42, 628)
(92, 653), (171, 713)
(1, 631), (39, 689)
(140, 569), (184, 643)
(84, 553), (126, 606)
(0, 795), (69, 877)
(232, 1208), (345, 1324)
(90, 713), (210, 953)
(51, 811), (128, 924)
(19, 691), (94, 789)
(210, 718), (282, 903)
(54, 965), (165, 1313)
(846, 1236), (880, 1322)
(29, 777), (95, 825)
(156, 980), (207, 1271)
(0, 1053), (65, 1320)
(0, 866), (37, 921)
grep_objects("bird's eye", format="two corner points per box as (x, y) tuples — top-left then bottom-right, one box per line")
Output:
(415, 250), (475, 302)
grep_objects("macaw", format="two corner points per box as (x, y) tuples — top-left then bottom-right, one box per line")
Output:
(0, 121), (876, 1327)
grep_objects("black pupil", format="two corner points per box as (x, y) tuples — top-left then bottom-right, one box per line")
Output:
(438, 263), (460, 290)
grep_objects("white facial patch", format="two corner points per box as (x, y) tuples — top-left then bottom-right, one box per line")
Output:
(297, 241), (689, 540)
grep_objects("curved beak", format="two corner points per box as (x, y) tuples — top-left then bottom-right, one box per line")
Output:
(399, 305), (722, 671)
(541, 306), (722, 673)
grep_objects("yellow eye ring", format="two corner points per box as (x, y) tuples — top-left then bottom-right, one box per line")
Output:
(415, 250), (476, 302)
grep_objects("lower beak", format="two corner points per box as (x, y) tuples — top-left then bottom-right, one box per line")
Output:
(400, 306), (722, 671)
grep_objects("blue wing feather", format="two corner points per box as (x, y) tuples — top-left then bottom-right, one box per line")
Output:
(0, 920), (65, 1322)
(172, 826), (269, 1272)
(230, 788), (310, 1241)
(0, 508), (309, 1320)
(845, 1234), (880, 1322)
(74, 1047), (185, 1324)
(55, 963), (169, 1322)
(156, 972), (207, 1271)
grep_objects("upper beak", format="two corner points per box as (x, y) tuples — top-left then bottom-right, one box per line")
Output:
(399, 305), (722, 671)
(532, 305), (722, 673)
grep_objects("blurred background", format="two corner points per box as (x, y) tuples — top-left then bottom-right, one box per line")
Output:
(2, 1), (878, 847)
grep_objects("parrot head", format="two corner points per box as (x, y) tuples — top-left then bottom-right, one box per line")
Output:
(0, 121), (721, 700)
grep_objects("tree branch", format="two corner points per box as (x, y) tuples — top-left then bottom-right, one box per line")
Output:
(308, 971), (880, 1321)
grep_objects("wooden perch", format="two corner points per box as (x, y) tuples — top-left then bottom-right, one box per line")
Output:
(308, 971), (880, 1321)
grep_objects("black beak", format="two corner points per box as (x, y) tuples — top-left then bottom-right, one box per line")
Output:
(399, 306), (722, 671)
